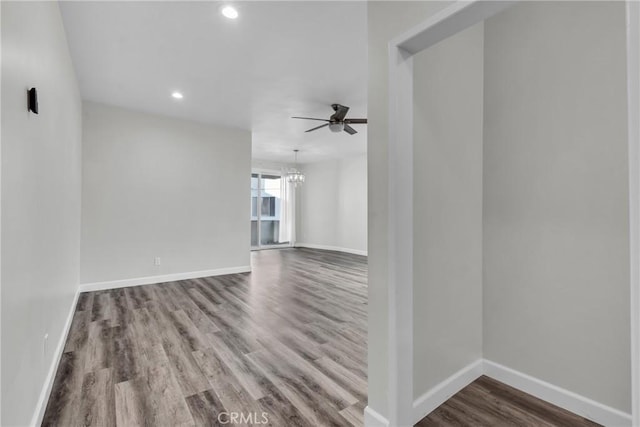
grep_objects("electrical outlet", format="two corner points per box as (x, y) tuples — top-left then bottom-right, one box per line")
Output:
(154, 257), (161, 266)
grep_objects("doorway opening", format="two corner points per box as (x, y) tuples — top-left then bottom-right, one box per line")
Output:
(379, 1), (640, 426)
(251, 172), (289, 249)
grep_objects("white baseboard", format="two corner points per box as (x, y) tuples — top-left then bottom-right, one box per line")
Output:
(79, 265), (252, 292)
(28, 264), (251, 425)
(413, 359), (484, 424)
(364, 406), (389, 427)
(411, 359), (631, 426)
(30, 287), (81, 427)
(483, 359), (632, 427)
(295, 243), (367, 257)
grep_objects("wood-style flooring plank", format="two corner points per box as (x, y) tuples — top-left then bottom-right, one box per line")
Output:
(114, 362), (195, 427)
(192, 347), (265, 423)
(76, 292), (94, 312)
(314, 356), (367, 403)
(339, 400), (366, 427)
(63, 310), (90, 354)
(415, 375), (602, 427)
(83, 320), (113, 373)
(205, 332), (267, 400)
(257, 394), (308, 427)
(246, 349), (353, 427)
(114, 380), (146, 427)
(78, 368), (116, 427)
(42, 352), (85, 427)
(44, 248), (594, 427)
(110, 324), (141, 383)
(90, 292), (112, 323)
(185, 389), (226, 426)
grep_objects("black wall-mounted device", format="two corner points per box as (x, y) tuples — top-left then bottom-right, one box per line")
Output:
(28, 88), (38, 114)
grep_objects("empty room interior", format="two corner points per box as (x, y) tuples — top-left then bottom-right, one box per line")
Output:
(1, 1), (639, 427)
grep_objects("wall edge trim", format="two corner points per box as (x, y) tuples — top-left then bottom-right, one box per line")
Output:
(411, 359), (632, 426)
(30, 287), (81, 427)
(364, 405), (389, 427)
(412, 359), (484, 424)
(79, 265), (252, 292)
(295, 243), (367, 256)
(483, 359), (632, 427)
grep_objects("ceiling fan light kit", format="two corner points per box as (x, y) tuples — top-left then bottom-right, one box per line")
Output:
(292, 103), (367, 135)
(329, 122), (344, 133)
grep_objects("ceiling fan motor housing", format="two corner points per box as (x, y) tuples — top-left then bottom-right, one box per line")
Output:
(329, 122), (345, 133)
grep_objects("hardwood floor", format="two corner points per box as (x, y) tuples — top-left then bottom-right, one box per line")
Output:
(415, 375), (601, 427)
(42, 248), (368, 427)
(43, 247), (599, 427)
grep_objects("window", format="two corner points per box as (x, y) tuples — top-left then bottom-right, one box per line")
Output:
(250, 172), (287, 247)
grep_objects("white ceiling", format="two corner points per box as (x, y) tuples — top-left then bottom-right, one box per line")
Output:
(59, 1), (367, 164)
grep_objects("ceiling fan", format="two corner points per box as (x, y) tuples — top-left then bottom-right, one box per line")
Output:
(292, 104), (367, 135)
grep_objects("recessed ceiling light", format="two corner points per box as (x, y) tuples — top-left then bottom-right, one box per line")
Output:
(171, 91), (183, 99)
(221, 6), (238, 19)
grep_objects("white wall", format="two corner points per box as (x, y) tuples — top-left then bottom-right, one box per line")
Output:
(81, 102), (251, 284)
(483, 1), (630, 412)
(297, 154), (367, 254)
(377, 0), (631, 420)
(413, 22), (484, 398)
(367, 1), (452, 417)
(251, 159), (289, 174)
(1, 2), (82, 425)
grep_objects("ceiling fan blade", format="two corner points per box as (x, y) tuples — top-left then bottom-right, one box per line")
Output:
(330, 104), (350, 121)
(344, 118), (367, 124)
(292, 116), (330, 122)
(343, 124), (357, 135)
(305, 123), (330, 133)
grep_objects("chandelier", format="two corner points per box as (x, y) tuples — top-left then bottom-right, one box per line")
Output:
(287, 149), (305, 186)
